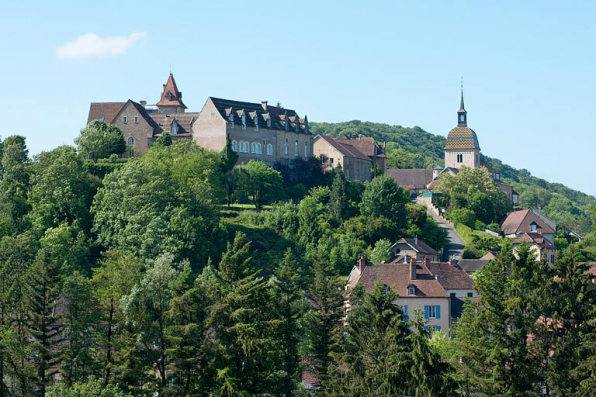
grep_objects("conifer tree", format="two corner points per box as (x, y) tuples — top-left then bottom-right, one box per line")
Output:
(304, 256), (344, 386)
(329, 166), (349, 222)
(325, 283), (410, 396)
(272, 250), (303, 396)
(209, 232), (283, 396)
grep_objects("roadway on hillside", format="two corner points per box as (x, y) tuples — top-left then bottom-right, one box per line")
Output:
(416, 199), (465, 262)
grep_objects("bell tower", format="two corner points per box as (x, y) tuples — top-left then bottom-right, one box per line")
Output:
(457, 81), (467, 127)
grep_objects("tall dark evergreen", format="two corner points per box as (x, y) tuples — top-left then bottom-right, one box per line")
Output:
(305, 257), (344, 386)
(209, 232), (283, 396)
(325, 283), (410, 396)
(455, 241), (549, 395)
(329, 166), (349, 221)
(272, 250), (303, 396)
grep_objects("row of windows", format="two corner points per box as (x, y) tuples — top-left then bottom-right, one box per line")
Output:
(230, 114), (271, 129)
(400, 305), (442, 333)
(284, 139), (309, 157)
(123, 116), (139, 125)
(232, 141), (272, 156)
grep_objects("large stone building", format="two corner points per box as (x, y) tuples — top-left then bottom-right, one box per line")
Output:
(194, 97), (312, 166)
(87, 74), (312, 164)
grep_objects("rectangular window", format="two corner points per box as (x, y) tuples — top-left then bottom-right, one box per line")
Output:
(98, 116), (105, 122)
(123, 116), (128, 124)
(551, 254), (555, 263)
(408, 287), (416, 296)
(134, 116), (139, 124)
(467, 292), (473, 297)
(424, 305), (441, 319)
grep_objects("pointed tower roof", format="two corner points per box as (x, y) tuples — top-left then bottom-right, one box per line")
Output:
(445, 84), (480, 150)
(457, 83), (467, 127)
(156, 73), (187, 109)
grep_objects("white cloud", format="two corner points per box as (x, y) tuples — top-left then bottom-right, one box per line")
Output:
(56, 32), (147, 60)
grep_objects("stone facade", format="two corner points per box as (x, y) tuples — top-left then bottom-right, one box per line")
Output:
(194, 97), (312, 166)
(444, 148), (480, 169)
(87, 75), (313, 165)
(313, 135), (371, 182)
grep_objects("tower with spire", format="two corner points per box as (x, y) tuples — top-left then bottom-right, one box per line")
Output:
(156, 73), (187, 114)
(444, 83), (480, 169)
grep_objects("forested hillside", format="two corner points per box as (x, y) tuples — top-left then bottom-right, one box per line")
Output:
(310, 120), (595, 235)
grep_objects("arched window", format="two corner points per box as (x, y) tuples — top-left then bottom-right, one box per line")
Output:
(304, 142), (308, 157)
(285, 138), (288, 155)
(128, 137), (134, 146)
(231, 140), (237, 152)
(251, 142), (257, 154)
(295, 140), (298, 156)
(243, 141), (249, 153)
(267, 144), (273, 156)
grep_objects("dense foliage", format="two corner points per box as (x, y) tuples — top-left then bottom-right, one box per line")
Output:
(0, 129), (594, 396)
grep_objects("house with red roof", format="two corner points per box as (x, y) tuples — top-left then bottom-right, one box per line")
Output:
(313, 135), (372, 181)
(347, 256), (476, 335)
(501, 208), (557, 265)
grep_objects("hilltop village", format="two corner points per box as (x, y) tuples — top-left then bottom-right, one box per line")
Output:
(0, 73), (593, 396)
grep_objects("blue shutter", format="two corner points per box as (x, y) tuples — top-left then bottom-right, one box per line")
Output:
(435, 305), (441, 319)
(436, 326), (441, 332)
(423, 325), (428, 331)
(424, 305), (429, 319)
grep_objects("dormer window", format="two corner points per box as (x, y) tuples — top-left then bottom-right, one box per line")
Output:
(98, 116), (105, 122)
(171, 122), (178, 136)
(229, 112), (235, 129)
(408, 286), (416, 296)
(295, 122), (299, 132)
(254, 114), (259, 131)
(530, 222), (538, 232)
(266, 114), (271, 127)
(166, 92), (173, 100)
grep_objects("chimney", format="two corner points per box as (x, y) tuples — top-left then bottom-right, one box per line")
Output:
(359, 254), (365, 272)
(140, 100), (147, 107)
(261, 101), (268, 111)
(449, 258), (457, 267)
(410, 258), (416, 280)
(424, 255), (430, 266)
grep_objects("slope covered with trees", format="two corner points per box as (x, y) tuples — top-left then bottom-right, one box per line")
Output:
(310, 120), (595, 235)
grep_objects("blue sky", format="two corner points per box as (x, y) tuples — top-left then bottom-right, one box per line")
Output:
(1, 1), (595, 196)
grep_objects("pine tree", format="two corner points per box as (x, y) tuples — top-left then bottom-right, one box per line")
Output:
(305, 257), (344, 387)
(329, 166), (349, 222)
(325, 283), (411, 396)
(209, 232), (283, 396)
(455, 240), (549, 395)
(272, 250), (303, 396)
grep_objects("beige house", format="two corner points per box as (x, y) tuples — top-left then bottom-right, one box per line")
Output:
(335, 134), (386, 174)
(390, 237), (439, 262)
(194, 97), (312, 166)
(502, 209), (557, 265)
(313, 135), (372, 182)
(347, 256), (475, 335)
